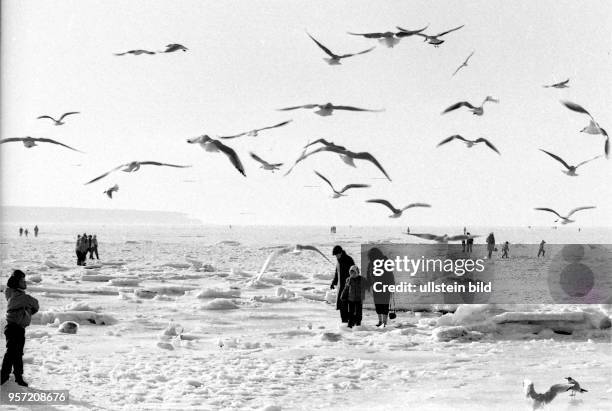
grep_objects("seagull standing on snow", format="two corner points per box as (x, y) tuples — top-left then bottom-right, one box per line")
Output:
(249, 152), (283, 172)
(539, 149), (600, 176)
(534, 206), (596, 224)
(565, 377), (588, 397)
(452, 51), (474, 76)
(437, 135), (500, 154)
(36, 112), (80, 126)
(186, 135), (246, 176)
(219, 120), (292, 139)
(255, 245), (332, 281)
(278, 102), (384, 116)
(314, 171), (370, 198)
(103, 184), (119, 199)
(366, 199), (431, 218)
(415, 25), (464, 46)
(561, 100), (609, 158)
(307, 32), (375, 65)
(523, 379), (574, 410)
(85, 161), (191, 185)
(0, 137), (82, 152)
(543, 79), (569, 88)
(442, 96), (499, 116)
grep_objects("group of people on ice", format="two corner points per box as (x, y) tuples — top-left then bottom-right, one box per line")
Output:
(75, 233), (100, 265)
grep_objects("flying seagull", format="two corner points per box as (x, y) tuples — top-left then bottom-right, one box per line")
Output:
(415, 25), (464, 46)
(348, 25), (428, 48)
(534, 206), (596, 224)
(452, 51), (475, 76)
(161, 43), (188, 53)
(114, 49), (156, 56)
(285, 141), (391, 181)
(437, 135), (500, 154)
(543, 79), (569, 88)
(561, 100), (609, 158)
(539, 149), (600, 176)
(394, 24), (430, 37)
(0, 137), (82, 152)
(314, 171), (370, 198)
(278, 102), (384, 116)
(407, 233), (478, 243)
(186, 135), (246, 176)
(36, 112), (80, 126)
(250, 152), (283, 172)
(565, 377), (588, 397)
(85, 161), (191, 185)
(103, 184), (119, 199)
(255, 244), (332, 281)
(366, 199), (431, 218)
(219, 120), (292, 139)
(442, 96), (499, 116)
(307, 32), (374, 65)
(524, 379), (573, 410)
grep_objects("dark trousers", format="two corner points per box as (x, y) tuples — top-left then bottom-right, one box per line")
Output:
(90, 247), (99, 259)
(1, 324), (25, 381)
(76, 250), (82, 265)
(347, 301), (362, 327)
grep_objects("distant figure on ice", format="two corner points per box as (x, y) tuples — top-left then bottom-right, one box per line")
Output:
(87, 235), (93, 259)
(330, 245), (354, 324)
(466, 232), (474, 253)
(501, 241), (509, 258)
(366, 247), (396, 327)
(18, 228), (23, 237)
(90, 235), (99, 260)
(340, 265), (366, 328)
(330, 226), (336, 234)
(75, 235), (82, 265)
(538, 240), (546, 257)
(33, 225), (39, 237)
(78, 233), (89, 265)
(1, 270), (39, 387)
(24, 229), (28, 237)
(486, 232), (495, 259)
(461, 238), (466, 252)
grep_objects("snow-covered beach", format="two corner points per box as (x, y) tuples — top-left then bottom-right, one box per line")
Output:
(1, 223), (610, 410)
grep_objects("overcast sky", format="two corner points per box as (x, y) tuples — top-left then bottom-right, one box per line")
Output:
(1, 0), (610, 226)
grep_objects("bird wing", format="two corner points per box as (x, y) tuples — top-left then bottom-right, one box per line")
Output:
(539, 149), (571, 169)
(437, 135), (464, 147)
(463, 51), (475, 64)
(408, 233), (439, 240)
(283, 146), (312, 176)
(338, 183), (370, 193)
(249, 152), (270, 166)
(401, 203), (431, 211)
(314, 170), (335, 191)
(567, 206), (596, 218)
(347, 32), (385, 38)
(534, 208), (563, 219)
(561, 100), (596, 122)
(209, 141), (246, 176)
(85, 164), (127, 185)
(339, 46), (376, 58)
(605, 136), (610, 159)
(442, 102), (474, 114)
(451, 64), (464, 77)
(306, 33), (338, 58)
(0, 137), (28, 144)
(138, 161), (192, 168)
(255, 119), (293, 133)
(295, 245), (331, 263)
(34, 138), (83, 152)
(277, 104), (318, 111)
(58, 111), (80, 121)
(475, 138), (500, 154)
(305, 138), (346, 150)
(36, 115), (57, 122)
(350, 151), (392, 181)
(436, 25), (465, 37)
(255, 248), (292, 281)
(218, 131), (246, 139)
(366, 199), (399, 214)
(331, 105), (384, 112)
(395, 24), (429, 36)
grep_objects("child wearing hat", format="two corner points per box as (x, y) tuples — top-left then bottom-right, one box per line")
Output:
(340, 265), (366, 328)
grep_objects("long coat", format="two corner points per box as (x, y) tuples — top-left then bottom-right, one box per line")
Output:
(331, 252), (355, 310)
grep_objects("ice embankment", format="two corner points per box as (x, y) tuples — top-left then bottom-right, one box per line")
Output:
(201, 298), (240, 310)
(433, 304), (611, 341)
(33, 310), (118, 325)
(44, 260), (71, 271)
(195, 288), (241, 299)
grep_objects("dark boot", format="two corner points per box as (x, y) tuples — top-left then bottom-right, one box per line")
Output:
(14, 376), (28, 387)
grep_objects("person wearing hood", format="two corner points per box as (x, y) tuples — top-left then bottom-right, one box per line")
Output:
(330, 245), (355, 323)
(1, 270), (39, 386)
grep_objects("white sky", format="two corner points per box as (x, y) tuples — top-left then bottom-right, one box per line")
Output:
(1, 0), (611, 226)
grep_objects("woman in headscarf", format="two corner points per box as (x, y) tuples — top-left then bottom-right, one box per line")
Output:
(366, 247), (395, 327)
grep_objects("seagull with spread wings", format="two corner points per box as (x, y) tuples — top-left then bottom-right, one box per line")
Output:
(407, 233), (478, 243)
(543, 78), (569, 88)
(36, 112), (80, 126)
(255, 244), (332, 281)
(85, 161), (191, 185)
(103, 184), (119, 199)
(219, 120), (292, 139)
(452, 51), (474, 76)
(349, 25), (428, 48)
(415, 25), (464, 46)
(0, 137), (82, 152)
(442, 96), (498, 116)
(114, 49), (156, 56)
(161, 43), (188, 53)
(366, 199), (431, 218)
(539, 149), (600, 176)
(314, 171), (370, 198)
(534, 206), (596, 224)
(278, 102), (384, 116)
(187, 135), (246, 176)
(250, 152), (283, 172)
(307, 32), (374, 65)
(437, 135), (500, 154)
(561, 100), (609, 158)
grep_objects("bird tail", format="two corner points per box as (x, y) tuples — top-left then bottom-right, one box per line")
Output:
(580, 389), (588, 393)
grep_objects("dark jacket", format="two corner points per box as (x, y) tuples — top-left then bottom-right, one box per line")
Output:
(5, 288), (39, 328)
(331, 252), (355, 309)
(341, 276), (366, 302)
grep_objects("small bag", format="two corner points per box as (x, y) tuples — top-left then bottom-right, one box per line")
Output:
(388, 293), (397, 320)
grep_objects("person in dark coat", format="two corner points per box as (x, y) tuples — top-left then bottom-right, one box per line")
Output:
(330, 245), (354, 323)
(340, 265), (366, 328)
(1, 270), (39, 386)
(486, 232), (496, 259)
(366, 247), (395, 327)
